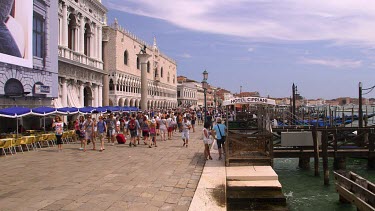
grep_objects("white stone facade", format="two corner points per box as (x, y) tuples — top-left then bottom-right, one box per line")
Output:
(103, 20), (178, 109)
(0, 0), (58, 108)
(57, 0), (107, 107)
(177, 82), (198, 108)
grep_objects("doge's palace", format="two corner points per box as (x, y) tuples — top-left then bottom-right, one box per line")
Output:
(102, 20), (178, 109)
(57, 0), (107, 107)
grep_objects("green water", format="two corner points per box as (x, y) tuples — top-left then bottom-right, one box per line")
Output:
(274, 158), (375, 211)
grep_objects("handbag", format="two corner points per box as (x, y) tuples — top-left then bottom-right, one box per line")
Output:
(207, 135), (214, 145)
(212, 139), (218, 150)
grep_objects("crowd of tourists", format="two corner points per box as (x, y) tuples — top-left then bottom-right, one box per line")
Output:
(52, 109), (227, 160)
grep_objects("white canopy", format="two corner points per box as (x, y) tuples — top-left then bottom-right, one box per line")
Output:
(222, 97), (276, 106)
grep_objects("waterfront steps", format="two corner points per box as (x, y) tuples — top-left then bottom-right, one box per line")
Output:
(226, 166), (288, 211)
(227, 157), (272, 166)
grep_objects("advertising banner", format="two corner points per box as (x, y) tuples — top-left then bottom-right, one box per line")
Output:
(0, 0), (33, 68)
(222, 97), (276, 106)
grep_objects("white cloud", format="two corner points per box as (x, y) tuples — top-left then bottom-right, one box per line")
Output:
(247, 47), (255, 52)
(301, 57), (362, 69)
(105, 0), (375, 46)
(180, 53), (192, 58)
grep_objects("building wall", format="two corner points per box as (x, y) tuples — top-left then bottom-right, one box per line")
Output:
(177, 83), (198, 107)
(0, 0), (58, 108)
(103, 20), (177, 109)
(57, 0), (107, 108)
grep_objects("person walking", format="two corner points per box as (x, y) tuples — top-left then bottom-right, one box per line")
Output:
(191, 113), (196, 133)
(52, 115), (64, 151)
(106, 114), (116, 145)
(202, 122), (213, 160)
(149, 118), (157, 147)
(212, 117), (227, 160)
(78, 116), (85, 150)
(159, 115), (168, 141)
(128, 113), (140, 147)
(83, 115), (95, 151)
(181, 116), (191, 147)
(97, 116), (107, 152)
(141, 116), (150, 146)
(166, 115), (173, 140)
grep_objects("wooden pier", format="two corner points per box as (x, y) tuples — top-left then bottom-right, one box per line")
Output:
(222, 97), (375, 209)
(334, 170), (375, 211)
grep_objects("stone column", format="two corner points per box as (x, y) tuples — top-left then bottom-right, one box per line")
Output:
(90, 25), (95, 58)
(137, 53), (151, 110)
(98, 85), (103, 107)
(80, 16), (85, 54)
(62, 3), (68, 47)
(80, 82), (85, 107)
(74, 27), (79, 51)
(103, 76), (109, 106)
(102, 38), (109, 106)
(95, 84), (99, 107)
(62, 78), (68, 107)
(98, 27), (102, 61)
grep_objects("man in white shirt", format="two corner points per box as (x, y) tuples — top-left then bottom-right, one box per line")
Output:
(181, 116), (191, 147)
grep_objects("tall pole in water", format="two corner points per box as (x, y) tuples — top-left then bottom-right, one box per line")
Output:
(292, 83), (296, 125)
(359, 82), (363, 128)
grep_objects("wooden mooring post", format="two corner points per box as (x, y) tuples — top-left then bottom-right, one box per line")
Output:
(312, 126), (319, 176)
(369, 131), (375, 169)
(322, 131), (329, 185)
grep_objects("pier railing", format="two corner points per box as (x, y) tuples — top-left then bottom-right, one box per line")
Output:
(334, 170), (375, 211)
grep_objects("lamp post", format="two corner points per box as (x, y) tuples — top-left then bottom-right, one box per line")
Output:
(201, 70), (208, 123)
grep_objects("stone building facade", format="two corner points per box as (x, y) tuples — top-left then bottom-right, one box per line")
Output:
(102, 20), (178, 109)
(57, 0), (107, 107)
(177, 82), (198, 108)
(0, 0), (58, 108)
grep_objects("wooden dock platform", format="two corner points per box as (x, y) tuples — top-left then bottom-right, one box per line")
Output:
(226, 166), (287, 211)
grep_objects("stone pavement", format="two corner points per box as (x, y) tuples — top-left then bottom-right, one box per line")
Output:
(0, 125), (207, 211)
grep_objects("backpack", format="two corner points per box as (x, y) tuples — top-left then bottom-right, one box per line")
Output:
(128, 119), (136, 130)
(142, 122), (149, 132)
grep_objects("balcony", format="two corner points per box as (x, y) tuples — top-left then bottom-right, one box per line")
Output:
(58, 46), (103, 70)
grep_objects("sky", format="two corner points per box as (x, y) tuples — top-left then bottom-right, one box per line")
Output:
(102, 0), (375, 100)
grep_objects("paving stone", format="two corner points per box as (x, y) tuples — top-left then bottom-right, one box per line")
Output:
(0, 125), (206, 211)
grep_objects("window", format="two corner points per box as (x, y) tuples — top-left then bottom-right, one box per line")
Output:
(33, 13), (44, 58)
(147, 61), (150, 73)
(160, 67), (163, 78)
(173, 75), (175, 84)
(177, 91), (180, 98)
(109, 79), (114, 91)
(137, 57), (140, 69)
(84, 23), (91, 56)
(124, 50), (128, 65)
(68, 14), (77, 51)
(167, 72), (170, 82)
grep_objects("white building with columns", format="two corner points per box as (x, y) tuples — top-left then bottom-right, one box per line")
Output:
(57, 0), (107, 108)
(102, 20), (178, 109)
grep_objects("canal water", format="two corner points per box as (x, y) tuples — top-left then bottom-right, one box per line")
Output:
(274, 158), (375, 211)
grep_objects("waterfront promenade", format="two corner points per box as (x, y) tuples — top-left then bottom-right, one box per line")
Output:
(0, 125), (208, 211)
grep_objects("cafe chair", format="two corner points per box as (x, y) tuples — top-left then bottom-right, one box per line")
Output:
(0, 139), (14, 156)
